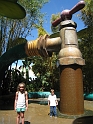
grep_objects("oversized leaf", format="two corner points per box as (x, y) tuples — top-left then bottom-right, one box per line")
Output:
(0, 0), (26, 19)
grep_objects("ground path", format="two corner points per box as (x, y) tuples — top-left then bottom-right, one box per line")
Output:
(0, 100), (93, 124)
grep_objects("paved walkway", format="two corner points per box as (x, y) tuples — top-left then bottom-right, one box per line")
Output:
(0, 100), (93, 124)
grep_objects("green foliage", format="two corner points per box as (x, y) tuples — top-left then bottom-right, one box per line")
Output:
(29, 53), (60, 91)
(33, 24), (49, 37)
(81, 0), (93, 27)
(79, 0), (93, 93)
(79, 38), (93, 93)
(0, 68), (26, 95)
(51, 13), (60, 33)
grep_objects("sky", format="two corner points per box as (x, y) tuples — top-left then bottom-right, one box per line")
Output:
(27, 0), (85, 41)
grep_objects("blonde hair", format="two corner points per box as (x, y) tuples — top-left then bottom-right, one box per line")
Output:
(50, 89), (54, 93)
(17, 82), (26, 92)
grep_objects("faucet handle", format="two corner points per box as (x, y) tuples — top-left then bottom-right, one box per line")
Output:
(69, 1), (85, 15)
(52, 1), (85, 27)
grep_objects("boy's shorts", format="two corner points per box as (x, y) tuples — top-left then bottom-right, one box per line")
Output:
(16, 108), (26, 112)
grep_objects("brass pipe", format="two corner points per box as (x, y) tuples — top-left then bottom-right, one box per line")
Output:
(25, 38), (40, 57)
(25, 35), (61, 57)
(45, 37), (61, 52)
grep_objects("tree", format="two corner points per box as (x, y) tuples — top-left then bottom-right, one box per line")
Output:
(51, 13), (60, 33)
(81, 0), (93, 27)
(0, 0), (49, 55)
(33, 24), (49, 37)
(30, 53), (60, 91)
(0, 0), (49, 95)
(78, 0), (93, 93)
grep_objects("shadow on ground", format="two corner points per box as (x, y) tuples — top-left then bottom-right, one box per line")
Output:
(0, 100), (14, 110)
(20, 121), (30, 124)
(0, 99), (47, 110)
(73, 116), (93, 124)
(0, 94), (15, 110)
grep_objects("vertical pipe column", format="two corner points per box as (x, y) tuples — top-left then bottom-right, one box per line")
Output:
(58, 20), (85, 115)
(60, 65), (84, 115)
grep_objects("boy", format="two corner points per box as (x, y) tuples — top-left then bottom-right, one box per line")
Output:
(48, 89), (58, 117)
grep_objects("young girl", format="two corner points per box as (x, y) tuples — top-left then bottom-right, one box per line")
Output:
(14, 82), (28, 124)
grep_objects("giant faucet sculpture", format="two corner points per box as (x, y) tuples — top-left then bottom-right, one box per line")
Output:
(0, 0), (85, 115)
(52, 1), (85, 115)
(25, 1), (85, 115)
